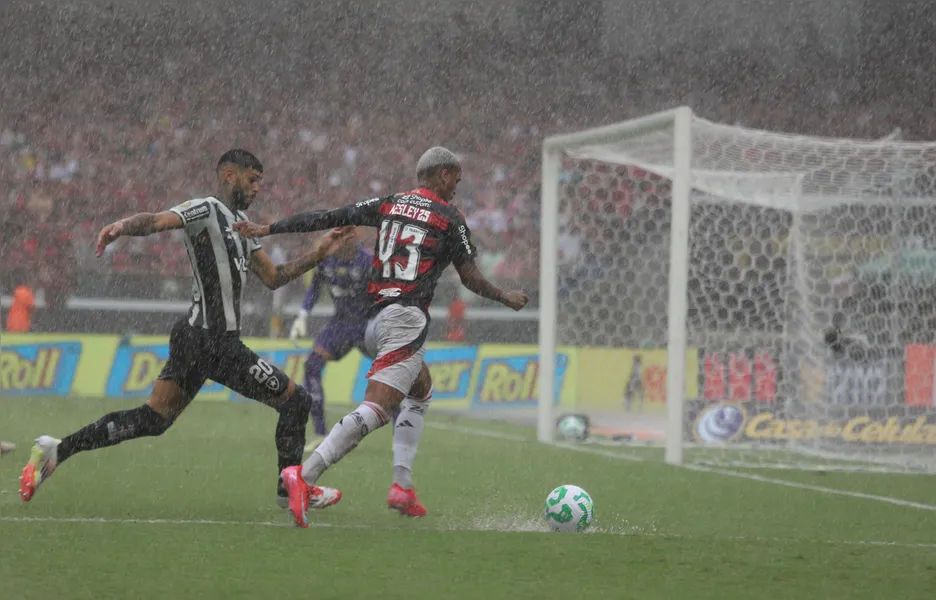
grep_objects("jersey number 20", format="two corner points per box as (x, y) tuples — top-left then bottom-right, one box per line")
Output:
(377, 220), (428, 281)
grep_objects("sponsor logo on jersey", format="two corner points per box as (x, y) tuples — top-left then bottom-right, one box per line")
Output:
(458, 225), (473, 255)
(181, 204), (210, 222)
(378, 288), (402, 297)
(389, 203), (431, 223)
(233, 256), (249, 272)
(356, 197), (381, 208)
(397, 194), (434, 207)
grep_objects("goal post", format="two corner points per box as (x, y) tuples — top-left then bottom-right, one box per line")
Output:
(538, 106), (936, 472)
(538, 107), (693, 466)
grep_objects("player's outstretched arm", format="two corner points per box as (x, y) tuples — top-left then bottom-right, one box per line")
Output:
(455, 260), (529, 311)
(234, 200), (383, 238)
(95, 211), (183, 257)
(250, 227), (355, 290)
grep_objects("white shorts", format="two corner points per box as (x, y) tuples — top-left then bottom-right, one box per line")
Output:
(364, 304), (428, 395)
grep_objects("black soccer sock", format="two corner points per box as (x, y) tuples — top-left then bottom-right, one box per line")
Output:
(276, 385), (313, 473)
(57, 405), (172, 464)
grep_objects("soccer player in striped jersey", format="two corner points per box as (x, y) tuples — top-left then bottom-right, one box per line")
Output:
(235, 147), (529, 527)
(20, 149), (352, 510)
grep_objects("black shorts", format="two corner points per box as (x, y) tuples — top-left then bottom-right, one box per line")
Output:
(157, 319), (290, 402)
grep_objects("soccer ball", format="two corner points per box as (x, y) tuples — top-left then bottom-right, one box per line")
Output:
(556, 414), (589, 442)
(544, 484), (594, 532)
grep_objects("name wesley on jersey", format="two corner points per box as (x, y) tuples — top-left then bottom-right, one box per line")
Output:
(388, 203), (431, 223)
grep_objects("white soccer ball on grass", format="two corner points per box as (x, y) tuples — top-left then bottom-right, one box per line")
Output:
(556, 414), (589, 442)
(544, 484), (594, 532)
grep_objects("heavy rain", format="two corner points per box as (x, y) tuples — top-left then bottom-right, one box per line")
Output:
(2, 1), (936, 598)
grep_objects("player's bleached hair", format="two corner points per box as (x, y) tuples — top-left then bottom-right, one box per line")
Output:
(217, 149), (263, 173)
(416, 146), (460, 181)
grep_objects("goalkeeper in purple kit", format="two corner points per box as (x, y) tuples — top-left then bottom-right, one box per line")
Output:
(290, 232), (373, 450)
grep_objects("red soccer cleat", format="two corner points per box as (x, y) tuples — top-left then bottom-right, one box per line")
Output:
(387, 483), (427, 517)
(279, 466), (342, 528)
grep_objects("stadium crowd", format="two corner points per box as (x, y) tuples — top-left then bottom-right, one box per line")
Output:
(2, 2), (934, 315)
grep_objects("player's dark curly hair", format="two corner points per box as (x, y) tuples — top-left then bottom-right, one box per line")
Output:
(217, 149), (263, 173)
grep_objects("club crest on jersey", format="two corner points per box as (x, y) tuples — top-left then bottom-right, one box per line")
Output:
(389, 203), (431, 223)
(378, 288), (402, 297)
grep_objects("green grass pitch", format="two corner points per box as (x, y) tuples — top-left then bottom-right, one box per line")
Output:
(1, 397), (935, 599)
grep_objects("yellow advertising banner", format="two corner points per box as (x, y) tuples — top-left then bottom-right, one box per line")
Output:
(576, 348), (699, 412)
(1, 335), (578, 411)
(0, 333), (358, 402)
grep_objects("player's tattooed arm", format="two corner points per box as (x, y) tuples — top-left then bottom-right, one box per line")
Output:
(95, 211), (183, 257)
(121, 212), (183, 236)
(455, 260), (529, 311)
(250, 228), (355, 290)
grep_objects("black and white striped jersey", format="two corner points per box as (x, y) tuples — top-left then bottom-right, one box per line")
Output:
(168, 197), (261, 334)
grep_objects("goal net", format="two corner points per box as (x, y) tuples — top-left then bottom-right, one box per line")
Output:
(538, 107), (936, 472)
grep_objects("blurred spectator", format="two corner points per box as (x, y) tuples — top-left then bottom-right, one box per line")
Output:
(6, 283), (36, 333)
(447, 298), (467, 342)
(0, 1), (933, 315)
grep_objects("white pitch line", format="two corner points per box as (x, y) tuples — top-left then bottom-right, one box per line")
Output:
(682, 463), (936, 512)
(1, 516), (292, 528)
(434, 421), (936, 512)
(2, 515), (935, 550)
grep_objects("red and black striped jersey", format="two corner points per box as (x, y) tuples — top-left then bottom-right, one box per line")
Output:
(269, 187), (477, 316)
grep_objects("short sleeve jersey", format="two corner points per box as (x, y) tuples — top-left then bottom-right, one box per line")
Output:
(168, 197), (261, 333)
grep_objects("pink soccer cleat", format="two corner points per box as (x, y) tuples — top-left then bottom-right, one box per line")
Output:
(387, 483), (427, 517)
(279, 466), (342, 528)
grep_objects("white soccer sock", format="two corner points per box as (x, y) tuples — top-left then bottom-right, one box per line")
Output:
(392, 387), (432, 489)
(301, 402), (389, 485)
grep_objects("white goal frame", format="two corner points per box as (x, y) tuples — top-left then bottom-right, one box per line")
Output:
(538, 106), (694, 465)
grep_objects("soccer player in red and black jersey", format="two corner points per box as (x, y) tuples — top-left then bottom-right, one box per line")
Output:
(235, 147), (528, 527)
